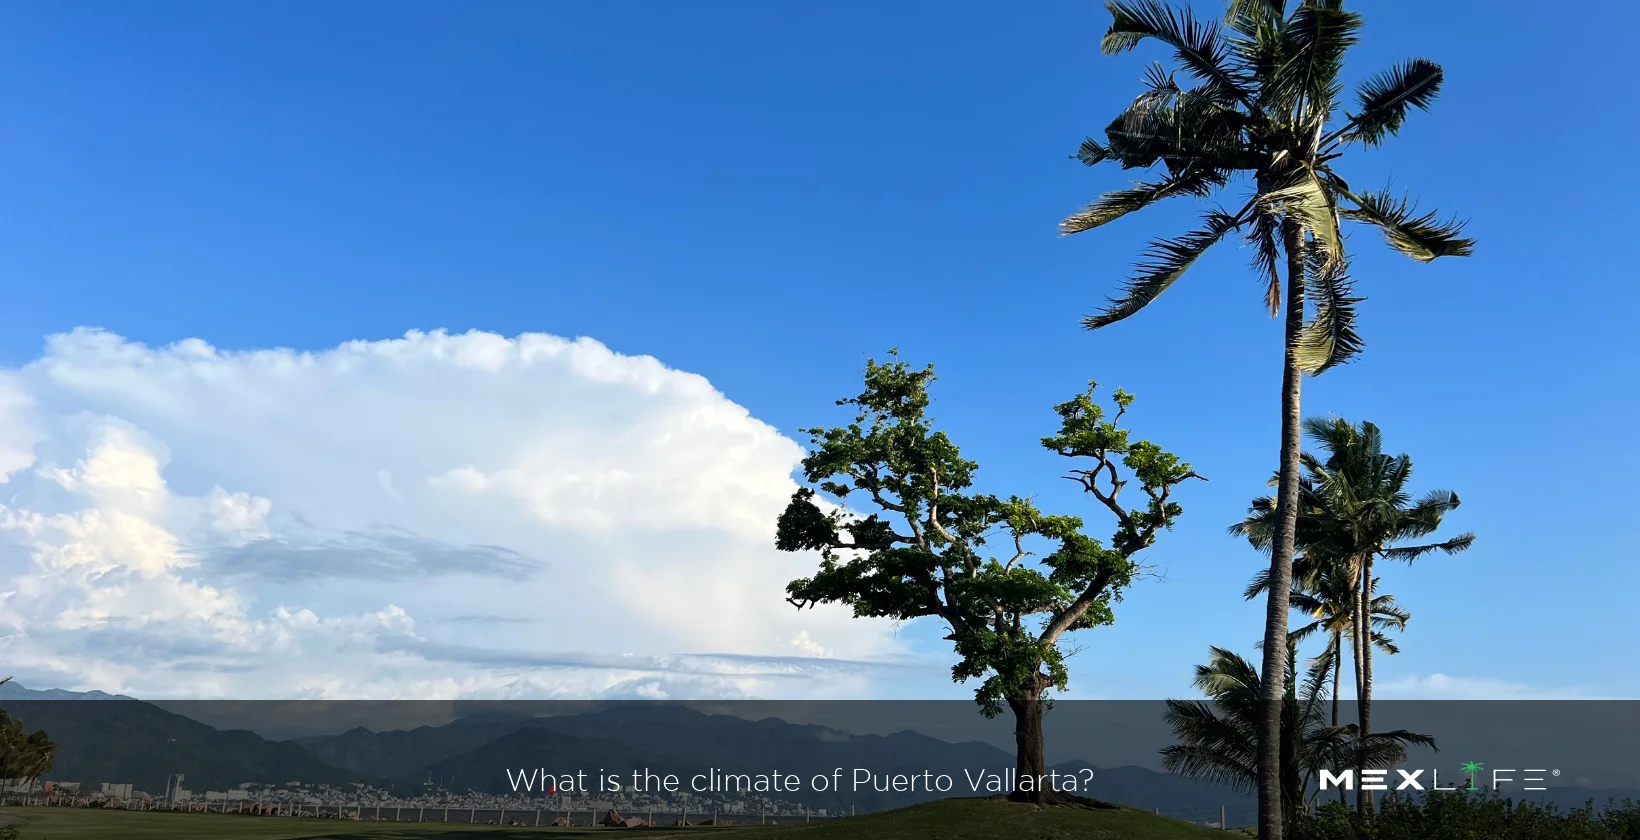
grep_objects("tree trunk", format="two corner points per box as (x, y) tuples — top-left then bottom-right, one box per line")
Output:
(1279, 690), (1303, 827)
(1007, 688), (1049, 806)
(1351, 570), (1367, 812)
(1330, 632), (1341, 727)
(1331, 631), (1346, 803)
(1358, 556), (1376, 813)
(1257, 217), (1307, 840)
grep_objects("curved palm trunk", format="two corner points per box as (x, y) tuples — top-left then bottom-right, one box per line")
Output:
(1257, 217), (1307, 840)
(1007, 687), (1049, 806)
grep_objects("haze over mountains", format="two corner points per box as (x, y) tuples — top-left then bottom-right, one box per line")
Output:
(5, 688), (1635, 818)
(289, 704), (1263, 814)
(0, 682), (133, 701)
(0, 690), (1251, 813)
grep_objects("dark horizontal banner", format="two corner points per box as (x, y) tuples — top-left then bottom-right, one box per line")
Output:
(2, 699), (1637, 821)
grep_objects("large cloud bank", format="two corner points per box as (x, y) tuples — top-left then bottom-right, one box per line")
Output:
(0, 329), (901, 699)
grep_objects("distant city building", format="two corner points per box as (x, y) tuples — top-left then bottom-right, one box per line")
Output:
(100, 782), (134, 799)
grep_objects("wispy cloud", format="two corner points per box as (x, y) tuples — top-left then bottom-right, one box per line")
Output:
(1375, 673), (1621, 700)
(201, 526), (540, 583)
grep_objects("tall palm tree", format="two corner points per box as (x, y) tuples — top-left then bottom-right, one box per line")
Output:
(1235, 416), (1473, 810)
(1245, 563), (1408, 730)
(1062, 6), (1473, 836)
(1161, 642), (1435, 827)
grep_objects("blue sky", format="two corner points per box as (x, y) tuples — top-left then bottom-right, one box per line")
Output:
(0, 1), (1634, 701)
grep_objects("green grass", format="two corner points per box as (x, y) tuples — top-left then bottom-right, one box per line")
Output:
(736, 799), (1231, 839)
(1, 799), (1230, 840)
(0, 809), (597, 839)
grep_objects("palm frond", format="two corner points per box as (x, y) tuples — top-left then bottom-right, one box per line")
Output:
(1294, 245), (1363, 374)
(1224, 0), (1284, 31)
(1193, 645), (1262, 698)
(1403, 488), (1461, 524)
(1381, 532), (1475, 562)
(1101, 0), (1252, 105)
(1118, 63), (1183, 137)
(1061, 167), (1225, 235)
(1142, 60), (1181, 99)
(1368, 593), (1410, 629)
(1269, 4), (1361, 119)
(1247, 209), (1283, 316)
(1241, 565), (1272, 600)
(1296, 643), (1336, 723)
(1339, 188), (1474, 262)
(1288, 592), (1325, 615)
(1370, 631), (1400, 656)
(1160, 698), (1259, 792)
(1083, 209), (1243, 328)
(1259, 171), (1343, 266)
(1354, 729), (1439, 767)
(1077, 137), (1115, 167)
(1341, 58), (1444, 146)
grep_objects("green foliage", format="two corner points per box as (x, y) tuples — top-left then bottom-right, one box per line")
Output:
(778, 354), (1200, 716)
(1293, 794), (1640, 840)
(1161, 643), (1434, 827)
(0, 678), (57, 791)
(1066, 0), (1475, 374)
(1234, 418), (1473, 573)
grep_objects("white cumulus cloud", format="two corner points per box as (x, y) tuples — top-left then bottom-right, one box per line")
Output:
(0, 328), (903, 699)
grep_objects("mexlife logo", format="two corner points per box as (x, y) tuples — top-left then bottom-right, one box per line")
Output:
(1320, 762), (1561, 792)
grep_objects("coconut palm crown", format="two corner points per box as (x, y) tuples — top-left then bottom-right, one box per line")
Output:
(1065, 0), (1474, 370)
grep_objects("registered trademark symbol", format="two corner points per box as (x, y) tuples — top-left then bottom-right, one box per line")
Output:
(1553, 770), (1561, 776)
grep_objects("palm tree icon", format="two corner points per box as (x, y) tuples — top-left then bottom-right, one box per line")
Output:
(1460, 762), (1484, 791)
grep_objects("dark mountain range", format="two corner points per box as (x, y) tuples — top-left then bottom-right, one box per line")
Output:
(294, 718), (542, 783)
(414, 726), (713, 798)
(293, 704), (1225, 812)
(11, 693), (1632, 819)
(0, 700), (389, 795)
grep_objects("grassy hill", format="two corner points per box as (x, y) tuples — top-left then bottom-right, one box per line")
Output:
(737, 798), (1232, 839)
(0, 799), (1233, 839)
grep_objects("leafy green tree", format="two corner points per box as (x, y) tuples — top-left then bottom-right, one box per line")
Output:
(0, 677), (57, 801)
(1161, 643), (1435, 827)
(1060, 3), (1473, 835)
(777, 355), (1200, 804)
(1235, 417), (1472, 811)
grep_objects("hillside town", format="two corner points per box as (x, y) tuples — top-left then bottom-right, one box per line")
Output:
(1, 776), (839, 825)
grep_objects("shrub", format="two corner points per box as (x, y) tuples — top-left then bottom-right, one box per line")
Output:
(1291, 793), (1640, 840)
